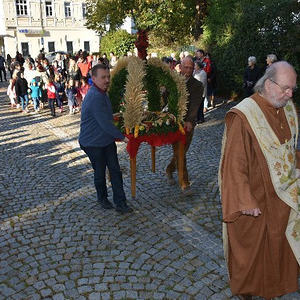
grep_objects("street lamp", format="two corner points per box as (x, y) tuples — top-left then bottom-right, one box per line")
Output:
(105, 16), (110, 32)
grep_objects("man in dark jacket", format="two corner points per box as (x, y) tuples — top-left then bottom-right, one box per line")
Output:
(166, 56), (204, 194)
(15, 72), (29, 112)
(0, 54), (7, 82)
(79, 64), (132, 214)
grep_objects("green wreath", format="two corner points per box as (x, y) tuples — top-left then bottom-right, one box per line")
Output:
(109, 57), (187, 136)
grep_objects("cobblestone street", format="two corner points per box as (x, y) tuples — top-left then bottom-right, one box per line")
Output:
(0, 81), (299, 300)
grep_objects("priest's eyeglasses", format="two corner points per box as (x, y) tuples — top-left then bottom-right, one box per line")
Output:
(269, 78), (298, 94)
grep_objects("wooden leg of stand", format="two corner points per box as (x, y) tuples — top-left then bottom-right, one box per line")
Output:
(151, 146), (156, 173)
(130, 156), (137, 198)
(178, 141), (184, 189)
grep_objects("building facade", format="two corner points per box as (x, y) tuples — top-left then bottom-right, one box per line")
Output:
(1, 0), (100, 58)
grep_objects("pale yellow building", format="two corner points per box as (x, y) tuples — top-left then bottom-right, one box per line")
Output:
(1, 0), (100, 58)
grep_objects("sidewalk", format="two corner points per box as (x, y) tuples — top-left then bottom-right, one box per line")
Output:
(0, 80), (299, 300)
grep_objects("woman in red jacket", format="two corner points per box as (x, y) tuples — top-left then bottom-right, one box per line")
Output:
(77, 51), (91, 78)
(46, 77), (56, 117)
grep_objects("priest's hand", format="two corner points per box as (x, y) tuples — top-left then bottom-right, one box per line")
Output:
(184, 121), (193, 132)
(241, 208), (261, 217)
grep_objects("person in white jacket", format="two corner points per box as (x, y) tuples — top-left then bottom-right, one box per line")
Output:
(194, 61), (207, 122)
(194, 61), (207, 102)
(24, 63), (37, 85)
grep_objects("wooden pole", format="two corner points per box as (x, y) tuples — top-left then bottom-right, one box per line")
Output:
(151, 146), (156, 173)
(178, 141), (184, 189)
(130, 156), (137, 198)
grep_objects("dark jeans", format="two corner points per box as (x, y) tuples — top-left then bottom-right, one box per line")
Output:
(48, 98), (56, 116)
(56, 96), (63, 108)
(81, 142), (126, 206)
(197, 97), (205, 122)
(19, 94), (29, 110)
(0, 67), (6, 81)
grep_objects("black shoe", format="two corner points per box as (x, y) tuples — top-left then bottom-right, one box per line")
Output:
(98, 200), (114, 209)
(115, 203), (133, 214)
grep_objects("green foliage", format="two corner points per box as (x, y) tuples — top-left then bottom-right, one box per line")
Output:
(144, 65), (161, 112)
(144, 65), (179, 118)
(139, 123), (179, 136)
(147, 32), (179, 58)
(108, 68), (128, 113)
(100, 30), (136, 57)
(109, 63), (180, 121)
(85, 0), (208, 45)
(203, 0), (300, 98)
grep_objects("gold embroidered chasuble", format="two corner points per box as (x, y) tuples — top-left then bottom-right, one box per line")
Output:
(219, 93), (300, 298)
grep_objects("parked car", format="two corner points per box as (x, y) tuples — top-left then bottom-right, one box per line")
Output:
(45, 51), (67, 63)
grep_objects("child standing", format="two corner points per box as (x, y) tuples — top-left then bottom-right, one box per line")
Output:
(66, 79), (77, 115)
(36, 64), (49, 109)
(54, 74), (65, 113)
(7, 79), (16, 108)
(46, 77), (56, 117)
(74, 80), (81, 112)
(30, 79), (42, 112)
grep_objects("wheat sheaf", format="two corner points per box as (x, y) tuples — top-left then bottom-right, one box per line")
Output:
(123, 57), (146, 131)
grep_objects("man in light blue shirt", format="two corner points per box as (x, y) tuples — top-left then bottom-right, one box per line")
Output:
(79, 64), (132, 214)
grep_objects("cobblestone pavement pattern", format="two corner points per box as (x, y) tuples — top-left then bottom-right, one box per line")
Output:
(0, 81), (299, 300)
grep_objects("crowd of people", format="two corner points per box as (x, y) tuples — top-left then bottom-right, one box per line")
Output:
(1, 49), (121, 117)
(1, 48), (280, 126)
(1, 48), (218, 122)
(0, 47), (283, 123)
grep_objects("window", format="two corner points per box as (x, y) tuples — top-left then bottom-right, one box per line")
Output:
(82, 3), (86, 18)
(16, 0), (28, 16)
(84, 41), (90, 52)
(48, 42), (55, 52)
(45, 1), (53, 17)
(64, 2), (71, 17)
(66, 41), (73, 54)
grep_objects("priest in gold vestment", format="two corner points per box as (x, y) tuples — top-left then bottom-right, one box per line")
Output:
(219, 61), (299, 299)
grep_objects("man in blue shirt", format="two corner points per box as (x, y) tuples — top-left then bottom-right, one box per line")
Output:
(79, 64), (132, 214)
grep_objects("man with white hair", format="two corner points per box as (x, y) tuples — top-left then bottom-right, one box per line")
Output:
(219, 61), (299, 299)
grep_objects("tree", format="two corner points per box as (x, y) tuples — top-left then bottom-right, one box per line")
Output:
(85, 0), (208, 45)
(100, 30), (136, 57)
(202, 0), (300, 97)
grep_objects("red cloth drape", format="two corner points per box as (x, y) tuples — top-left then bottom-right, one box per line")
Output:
(124, 130), (186, 158)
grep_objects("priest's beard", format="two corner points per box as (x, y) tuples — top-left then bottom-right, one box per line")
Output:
(269, 90), (291, 108)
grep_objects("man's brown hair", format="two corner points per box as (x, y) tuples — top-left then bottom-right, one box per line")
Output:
(91, 64), (109, 77)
